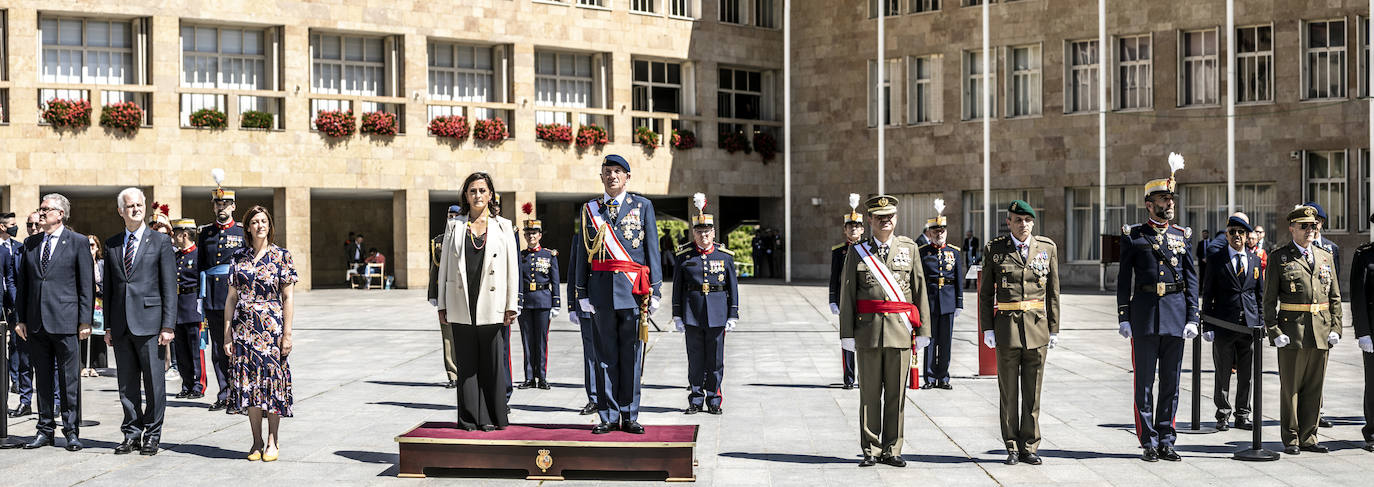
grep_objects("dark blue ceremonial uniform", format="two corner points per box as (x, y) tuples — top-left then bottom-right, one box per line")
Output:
(829, 242), (857, 387)
(567, 250), (602, 409)
(173, 245), (205, 396)
(920, 243), (964, 387)
(196, 221), (246, 404)
(517, 247), (560, 383)
(1117, 221), (1199, 450)
(673, 245), (739, 409)
(570, 192), (662, 425)
(1200, 245), (1263, 424)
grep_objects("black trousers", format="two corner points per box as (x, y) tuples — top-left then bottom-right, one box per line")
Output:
(518, 309), (550, 382)
(452, 324), (509, 430)
(1131, 335), (1185, 449)
(502, 324), (513, 401)
(1363, 349), (1374, 443)
(112, 332), (167, 441)
(29, 330), (81, 438)
(172, 322), (204, 394)
(923, 312), (955, 385)
(685, 325), (726, 408)
(205, 309), (231, 402)
(841, 349), (857, 387)
(1211, 329), (1253, 420)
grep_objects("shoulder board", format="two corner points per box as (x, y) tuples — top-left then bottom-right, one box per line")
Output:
(1122, 223), (1140, 235)
(198, 223), (214, 232)
(1313, 246), (1333, 257)
(991, 235), (1010, 243)
(917, 243), (931, 252)
(549, 249), (558, 256)
(831, 243), (846, 251)
(895, 236), (917, 245)
(948, 245), (961, 251)
(1357, 242), (1374, 252)
(718, 247), (734, 256)
(1034, 235), (1055, 245)
(675, 247), (693, 257)
(1171, 224), (1192, 238)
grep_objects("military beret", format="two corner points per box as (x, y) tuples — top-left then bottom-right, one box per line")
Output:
(1007, 200), (1036, 218)
(447, 205), (462, 213)
(603, 154), (631, 172)
(865, 195), (899, 216)
(1287, 205), (1319, 224)
(1225, 215), (1253, 232)
(1302, 201), (1327, 221)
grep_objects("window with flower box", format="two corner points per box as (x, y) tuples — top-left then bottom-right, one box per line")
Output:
(39, 15), (152, 126)
(311, 31), (404, 133)
(718, 66), (762, 144)
(633, 58), (688, 140)
(180, 24), (283, 129)
(428, 41), (511, 132)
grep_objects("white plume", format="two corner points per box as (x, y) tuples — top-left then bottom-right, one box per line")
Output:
(1168, 152), (1185, 175)
(933, 198), (945, 216)
(211, 168), (225, 186)
(848, 193), (860, 210)
(693, 193), (707, 212)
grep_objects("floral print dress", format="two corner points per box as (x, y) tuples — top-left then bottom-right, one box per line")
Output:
(227, 245), (298, 416)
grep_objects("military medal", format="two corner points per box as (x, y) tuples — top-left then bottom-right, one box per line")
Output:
(1038, 276), (1046, 287)
(1169, 257), (1178, 267)
(1290, 282), (1296, 292)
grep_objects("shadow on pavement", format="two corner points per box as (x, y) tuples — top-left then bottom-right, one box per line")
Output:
(510, 404), (580, 413)
(719, 452), (855, 464)
(169, 442), (246, 459)
(370, 401), (450, 411)
(365, 380), (443, 388)
(744, 383), (840, 389)
(336, 449), (397, 464)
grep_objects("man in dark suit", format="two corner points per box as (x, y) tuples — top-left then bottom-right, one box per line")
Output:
(963, 230), (980, 289)
(103, 188), (178, 455)
(1200, 216), (1263, 432)
(14, 193), (94, 451)
(8, 213), (36, 418)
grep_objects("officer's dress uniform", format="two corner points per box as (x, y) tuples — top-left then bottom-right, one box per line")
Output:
(1200, 233), (1263, 428)
(196, 217), (245, 407)
(172, 241), (205, 397)
(567, 250), (601, 414)
(1264, 229), (1341, 450)
(830, 242), (858, 388)
(1349, 240), (1374, 447)
(428, 232), (459, 384)
(517, 244), (560, 387)
(979, 230), (1059, 457)
(1117, 219), (1199, 452)
(673, 243), (739, 411)
(920, 242), (963, 388)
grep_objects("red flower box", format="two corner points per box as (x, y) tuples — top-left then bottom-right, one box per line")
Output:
(753, 132), (778, 163)
(42, 99), (92, 129)
(721, 131), (751, 154)
(314, 109), (356, 138)
(99, 101), (145, 133)
(474, 118), (509, 142)
(671, 129), (697, 150)
(634, 126), (659, 148)
(428, 115), (470, 139)
(536, 123), (574, 144)
(360, 111), (398, 136)
(576, 125), (609, 148)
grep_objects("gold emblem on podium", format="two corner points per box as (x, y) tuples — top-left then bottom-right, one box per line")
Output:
(536, 449), (553, 473)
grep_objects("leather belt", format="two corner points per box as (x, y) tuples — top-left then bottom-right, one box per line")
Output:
(527, 282), (551, 291)
(928, 277), (951, 288)
(1139, 282), (1184, 297)
(691, 284), (727, 293)
(1278, 302), (1329, 313)
(997, 300), (1045, 311)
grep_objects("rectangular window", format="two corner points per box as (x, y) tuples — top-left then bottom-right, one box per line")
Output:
(579, 0), (606, 6)
(1066, 186), (1144, 261)
(1066, 40), (1098, 113)
(633, 59), (681, 114)
(868, 59), (898, 127)
(963, 189), (1043, 245)
(755, 0), (775, 28)
(428, 42), (495, 105)
(181, 25), (269, 91)
(1178, 183), (1277, 238)
(1179, 29), (1219, 106)
(1235, 25), (1273, 103)
(633, 0), (655, 13)
(40, 17), (135, 85)
(869, 0), (900, 18)
(0, 10), (7, 82)
(963, 50), (995, 120)
(963, 0), (992, 5)
(536, 50), (597, 125)
(910, 0), (939, 13)
(1116, 35), (1152, 110)
(671, 0), (692, 17)
(1361, 148), (1371, 231)
(908, 55), (940, 124)
(1007, 44), (1040, 117)
(1303, 150), (1347, 232)
(720, 0), (741, 23)
(1304, 19), (1347, 100)
(1362, 17), (1372, 97)
(311, 33), (386, 97)
(718, 67), (761, 120)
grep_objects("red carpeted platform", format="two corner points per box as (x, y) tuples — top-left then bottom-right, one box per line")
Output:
(394, 422), (698, 481)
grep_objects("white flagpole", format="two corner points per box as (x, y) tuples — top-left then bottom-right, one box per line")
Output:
(1227, 0), (1236, 217)
(982, 0), (990, 245)
(784, 0), (792, 281)
(878, 2), (886, 194)
(1098, 0), (1107, 291)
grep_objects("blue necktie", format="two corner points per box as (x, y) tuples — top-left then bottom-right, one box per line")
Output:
(40, 235), (52, 273)
(124, 232), (137, 276)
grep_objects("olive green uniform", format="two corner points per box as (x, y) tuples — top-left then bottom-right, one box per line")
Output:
(1263, 242), (1341, 448)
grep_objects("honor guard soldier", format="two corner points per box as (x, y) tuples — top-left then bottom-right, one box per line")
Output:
(919, 199), (963, 390)
(567, 245), (601, 415)
(1350, 212), (1374, 451)
(171, 219), (205, 400)
(1264, 205), (1342, 455)
(517, 219), (560, 390)
(430, 205), (461, 389)
(672, 194), (739, 415)
(839, 195), (931, 468)
(196, 169), (246, 411)
(829, 193), (865, 390)
(979, 200), (1059, 466)
(570, 154), (663, 435)
(1116, 153), (1199, 462)
(1199, 216), (1262, 431)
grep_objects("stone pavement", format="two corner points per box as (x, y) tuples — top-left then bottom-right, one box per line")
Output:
(3, 282), (1372, 486)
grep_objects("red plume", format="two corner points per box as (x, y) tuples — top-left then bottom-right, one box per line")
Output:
(521, 202), (534, 215)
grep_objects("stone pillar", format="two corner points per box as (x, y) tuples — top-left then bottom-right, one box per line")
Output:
(281, 25), (311, 132)
(149, 16), (181, 130)
(275, 187), (312, 290)
(393, 189), (429, 289)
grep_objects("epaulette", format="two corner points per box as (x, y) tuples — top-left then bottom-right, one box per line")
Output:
(718, 247), (734, 256)
(1172, 224), (1192, 239)
(675, 247), (693, 257)
(1034, 235), (1055, 246)
(1312, 245), (1333, 257)
(992, 235), (1010, 243)
(895, 235), (918, 245)
(831, 243), (847, 251)
(1357, 241), (1374, 252)
(550, 249), (558, 256)
(948, 245), (961, 251)
(1122, 223), (1140, 235)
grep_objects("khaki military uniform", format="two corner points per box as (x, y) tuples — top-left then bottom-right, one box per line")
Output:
(428, 233), (458, 381)
(1263, 242), (1342, 448)
(978, 234), (1060, 454)
(839, 235), (932, 457)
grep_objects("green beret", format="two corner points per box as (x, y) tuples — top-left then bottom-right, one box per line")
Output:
(1008, 200), (1036, 218)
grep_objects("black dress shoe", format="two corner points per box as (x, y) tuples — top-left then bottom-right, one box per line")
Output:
(592, 422), (617, 434)
(937, 383), (953, 390)
(580, 402), (597, 415)
(920, 382), (934, 390)
(479, 425), (496, 432)
(1019, 452), (1043, 465)
(1004, 452), (1019, 465)
(23, 434), (54, 449)
(9, 403), (32, 418)
(444, 380), (457, 389)
(1283, 445), (1301, 455)
(877, 453), (906, 467)
(622, 421), (645, 434)
(140, 438), (159, 456)
(1216, 421), (1230, 432)
(208, 400), (227, 412)
(537, 379), (551, 390)
(1235, 417), (1253, 430)
(1140, 448), (1159, 462)
(114, 437), (142, 455)
(842, 384), (855, 390)
(1319, 417), (1334, 428)
(1157, 446), (1181, 461)
(858, 455), (876, 467)
(1300, 444), (1329, 453)
(516, 380), (535, 390)
(1363, 442), (1374, 452)
(64, 437), (83, 452)
(707, 405), (723, 415)
(684, 405), (702, 415)
(175, 391), (189, 399)
(186, 392), (205, 400)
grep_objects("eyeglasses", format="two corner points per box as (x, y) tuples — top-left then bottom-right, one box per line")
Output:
(1296, 223), (1318, 230)
(1226, 228), (1248, 236)
(37, 207), (59, 214)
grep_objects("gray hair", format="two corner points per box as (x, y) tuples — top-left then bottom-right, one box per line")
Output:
(40, 193), (71, 222)
(116, 187), (146, 209)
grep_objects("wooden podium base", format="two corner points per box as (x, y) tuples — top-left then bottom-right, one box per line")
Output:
(395, 422), (697, 481)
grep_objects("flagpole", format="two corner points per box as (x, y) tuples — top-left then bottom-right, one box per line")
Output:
(1226, 0), (1236, 216)
(1097, 0), (1107, 292)
(878, 2), (886, 194)
(784, 0), (792, 281)
(981, 0), (990, 245)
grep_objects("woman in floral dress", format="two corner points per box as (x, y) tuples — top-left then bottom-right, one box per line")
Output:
(222, 205), (297, 462)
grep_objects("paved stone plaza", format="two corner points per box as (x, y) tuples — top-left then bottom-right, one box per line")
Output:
(3, 283), (1372, 485)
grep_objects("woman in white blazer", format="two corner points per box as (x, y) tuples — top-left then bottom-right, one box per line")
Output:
(436, 172), (519, 431)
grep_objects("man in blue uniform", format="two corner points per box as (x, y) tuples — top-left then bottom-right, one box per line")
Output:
(170, 219), (205, 400)
(829, 198), (864, 390)
(919, 203), (963, 390)
(517, 219), (560, 390)
(567, 245), (600, 415)
(196, 182), (246, 411)
(1116, 157), (1199, 462)
(673, 197), (739, 415)
(570, 154), (662, 435)
(1200, 216), (1262, 431)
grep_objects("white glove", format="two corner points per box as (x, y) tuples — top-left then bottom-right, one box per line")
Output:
(569, 312), (580, 326)
(1359, 336), (1374, 353)
(551, 308), (560, 319)
(914, 336), (931, 349)
(1202, 331), (1214, 342)
(829, 303), (840, 316)
(983, 330), (996, 349)
(1328, 332), (1340, 346)
(1274, 334), (1291, 347)
(650, 296), (661, 314)
(840, 338), (855, 352)
(725, 319), (737, 332)
(428, 298), (438, 307)
(579, 298), (594, 313)
(1048, 333), (1059, 349)
(953, 308), (962, 319)
(673, 316), (685, 332)
(1118, 322), (1132, 339)
(1183, 323), (1199, 340)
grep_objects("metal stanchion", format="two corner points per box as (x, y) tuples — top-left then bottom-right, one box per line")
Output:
(1234, 327), (1279, 461)
(2, 318), (8, 441)
(1178, 335), (1217, 434)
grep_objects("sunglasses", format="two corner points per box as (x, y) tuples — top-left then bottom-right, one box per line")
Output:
(1296, 223), (1318, 230)
(1226, 228), (1248, 236)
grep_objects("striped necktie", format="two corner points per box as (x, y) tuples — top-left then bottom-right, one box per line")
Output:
(124, 232), (137, 276)
(40, 235), (52, 273)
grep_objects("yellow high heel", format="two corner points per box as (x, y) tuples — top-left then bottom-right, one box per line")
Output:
(247, 450), (262, 461)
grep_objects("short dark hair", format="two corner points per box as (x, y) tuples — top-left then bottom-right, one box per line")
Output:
(241, 205), (275, 246)
(356, 234), (364, 240)
(459, 172), (497, 217)
(1, 213), (14, 219)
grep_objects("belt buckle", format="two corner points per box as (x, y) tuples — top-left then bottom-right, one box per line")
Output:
(1309, 303), (1321, 313)
(937, 278), (945, 288)
(1156, 282), (1166, 297)
(701, 283), (711, 295)
(529, 283), (537, 291)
